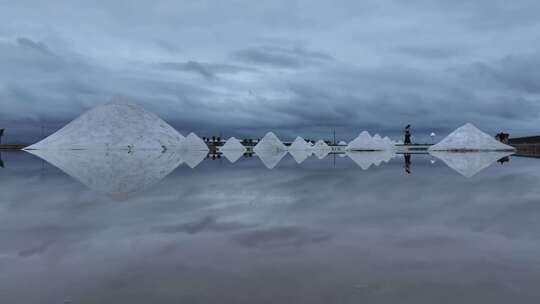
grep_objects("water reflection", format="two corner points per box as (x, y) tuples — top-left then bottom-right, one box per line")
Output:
(404, 153), (412, 174)
(256, 148), (288, 169)
(26, 149), (183, 197)
(429, 151), (514, 178)
(346, 151), (394, 170)
(1, 152), (540, 303)
(24, 147), (517, 197)
(182, 150), (208, 168)
(288, 149), (312, 164)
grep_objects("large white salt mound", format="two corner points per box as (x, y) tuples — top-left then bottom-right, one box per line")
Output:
(25, 100), (184, 150)
(429, 123), (515, 151)
(383, 136), (394, 148)
(430, 151), (513, 178)
(181, 133), (209, 152)
(254, 132), (287, 168)
(313, 140), (331, 159)
(289, 136), (312, 151)
(288, 136), (312, 163)
(347, 131), (390, 151)
(220, 137), (246, 163)
(254, 132), (287, 153)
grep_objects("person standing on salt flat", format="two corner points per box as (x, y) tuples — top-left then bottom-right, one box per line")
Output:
(404, 124), (412, 145)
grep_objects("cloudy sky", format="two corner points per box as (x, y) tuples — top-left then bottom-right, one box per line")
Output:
(1, 0), (540, 143)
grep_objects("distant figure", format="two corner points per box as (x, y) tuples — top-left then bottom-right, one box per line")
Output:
(404, 153), (411, 174)
(404, 125), (412, 145)
(0, 128), (4, 144)
(495, 132), (509, 144)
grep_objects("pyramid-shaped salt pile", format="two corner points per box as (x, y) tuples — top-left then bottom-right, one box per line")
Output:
(429, 123), (515, 151)
(25, 100), (184, 150)
(288, 136), (312, 164)
(347, 131), (393, 151)
(254, 132), (287, 153)
(182, 133), (209, 151)
(220, 137), (246, 163)
(313, 140), (331, 159)
(254, 132), (287, 169)
(289, 136), (312, 151)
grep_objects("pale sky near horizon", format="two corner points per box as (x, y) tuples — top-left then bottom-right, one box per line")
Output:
(1, 0), (540, 143)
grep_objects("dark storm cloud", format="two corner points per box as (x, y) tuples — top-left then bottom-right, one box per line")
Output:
(459, 54), (540, 94)
(233, 45), (333, 68)
(18, 240), (53, 257)
(233, 226), (331, 249)
(396, 45), (464, 60)
(1, 0), (540, 142)
(16, 37), (51, 55)
(153, 215), (257, 234)
(157, 60), (250, 80)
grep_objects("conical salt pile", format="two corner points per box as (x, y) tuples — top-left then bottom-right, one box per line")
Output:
(25, 100), (184, 151)
(429, 123), (515, 151)
(220, 137), (246, 163)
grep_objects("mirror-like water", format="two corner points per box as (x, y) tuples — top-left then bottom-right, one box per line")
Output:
(1, 151), (539, 303)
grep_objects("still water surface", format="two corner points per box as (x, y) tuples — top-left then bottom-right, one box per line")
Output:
(1, 151), (539, 303)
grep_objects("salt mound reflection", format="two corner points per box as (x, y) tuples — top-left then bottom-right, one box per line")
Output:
(346, 151), (395, 170)
(26, 149), (184, 198)
(429, 151), (514, 177)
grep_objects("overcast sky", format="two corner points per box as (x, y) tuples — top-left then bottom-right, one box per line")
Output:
(1, 0), (540, 143)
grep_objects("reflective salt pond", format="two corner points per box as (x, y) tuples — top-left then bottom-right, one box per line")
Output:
(1, 151), (540, 303)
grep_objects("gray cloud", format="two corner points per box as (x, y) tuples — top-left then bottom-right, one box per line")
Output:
(16, 37), (51, 55)
(233, 45), (333, 68)
(153, 215), (257, 234)
(157, 60), (250, 80)
(18, 240), (53, 257)
(1, 0), (540, 144)
(233, 226), (332, 249)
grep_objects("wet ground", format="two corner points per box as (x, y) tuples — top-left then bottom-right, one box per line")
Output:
(1, 151), (539, 303)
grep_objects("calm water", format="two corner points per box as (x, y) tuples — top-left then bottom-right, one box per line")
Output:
(1, 151), (540, 303)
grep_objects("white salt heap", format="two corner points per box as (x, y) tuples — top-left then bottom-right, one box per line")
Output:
(220, 137), (246, 163)
(347, 131), (394, 151)
(288, 136), (312, 164)
(313, 140), (331, 159)
(25, 100), (184, 150)
(254, 132), (287, 153)
(289, 136), (312, 151)
(429, 123), (515, 151)
(181, 133), (209, 152)
(254, 132), (287, 169)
